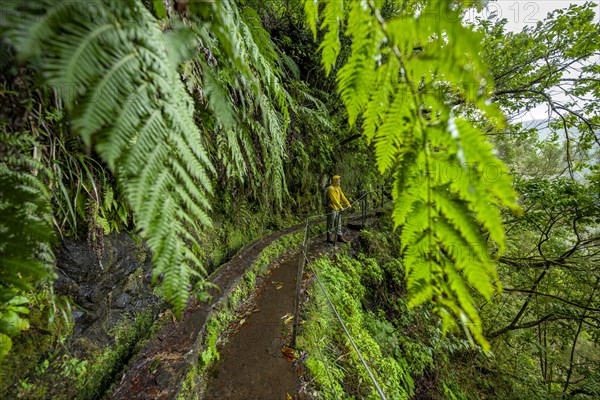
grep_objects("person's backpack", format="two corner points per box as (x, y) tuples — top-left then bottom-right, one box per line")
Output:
(321, 185), (330, 209)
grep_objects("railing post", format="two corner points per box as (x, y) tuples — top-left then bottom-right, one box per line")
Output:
(361, 193), (366, 227)
(291, 217), (309, 347)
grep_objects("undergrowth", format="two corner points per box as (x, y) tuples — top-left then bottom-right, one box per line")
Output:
(297, 226), (505, 399)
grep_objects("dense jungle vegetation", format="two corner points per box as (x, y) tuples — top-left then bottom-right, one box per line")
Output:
(1, 0), (598, 398)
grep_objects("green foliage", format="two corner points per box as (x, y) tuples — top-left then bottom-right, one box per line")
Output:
(304, 0), (521, 349)
(6, 307), (155, 400)
(0, 296), (30, 359)
(487, 176), (600, 398)
(50, 132), (131, 240)
(2, 0), (214, 315)
(283, 81), (343, 211)
(186, 0), (291, 208)
(0, 132), (54, 360)
(475, 6), (599, 396)
(299, 256), (414, 399)
(307, 226), (565, 399)
(482, 2), (600, 157)
(0, 288), (75, 399)
(76, 310), (155, 399)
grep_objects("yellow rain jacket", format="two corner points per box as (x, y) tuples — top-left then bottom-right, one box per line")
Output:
(327, 184), (350, 211)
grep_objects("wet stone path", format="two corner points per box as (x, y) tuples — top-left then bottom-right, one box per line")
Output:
(204, 251), (301, 399)
(203, 231), (359, 400)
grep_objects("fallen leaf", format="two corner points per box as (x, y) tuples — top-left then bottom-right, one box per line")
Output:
(287, 393), (292, 400)
(281, 314), (294, 324)
(239, 318), (246, 326)
(281, 346), (297, 362)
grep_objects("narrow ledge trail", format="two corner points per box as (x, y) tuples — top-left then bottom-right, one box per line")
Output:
(109, 217), (362, 400)
(203, 230), (360, 400)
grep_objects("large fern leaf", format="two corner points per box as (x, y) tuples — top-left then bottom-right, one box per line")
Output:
(0, 133), (55, 359)
(318, 0), (344, 76)
(2, 0), (214, 315)
(305, 0), (521, 349)
(190, 1), (290, 209)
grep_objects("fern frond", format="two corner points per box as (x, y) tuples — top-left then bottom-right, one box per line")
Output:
(454, 118), (518, 208)
(303, 0), (319, 40)
(390, 149), (419, 228)
(430, 187), (490, 263)
(0, 133), (55, 358)
(241, 7), (279, 69)
(441, 259), (480, 325)
(190, 1), (290, 209)
(435, 216), (496, 298)
(363, 57), (401, 143)
(317, 0), (344, 76)
(280, 53), (301, 80)
(162, 245), (191, 314)
(404, 241), (434, 308)
(373, 89), (412, 173)
(4, 0), (215, 316)
(307, 0), (521, 349)
(399, 200), (429, 252)
(203, 66), (236, 130)
(322, 0), (385, 126)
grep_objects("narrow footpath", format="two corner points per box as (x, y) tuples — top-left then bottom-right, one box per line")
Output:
(204, 250), (300, 399)
(204, 231), (359, 399)
(110, 223), (308, 400)
(109, 214), (369, 399)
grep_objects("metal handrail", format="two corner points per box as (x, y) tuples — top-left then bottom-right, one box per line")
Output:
(309, 254), (387, 400)
(291, 185), (392, 400)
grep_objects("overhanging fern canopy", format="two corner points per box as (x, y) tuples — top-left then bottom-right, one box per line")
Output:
(304, 0), (522, 350)
(2, 0), (215, 315)
(189, 1), (291, 208)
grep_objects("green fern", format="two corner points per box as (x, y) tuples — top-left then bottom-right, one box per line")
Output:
(0, 132), (55, 360)
(318, 0), (344, 76)
(2, 0), (214, 315)
(305, 0), (521, 349)
(304, 0), (319, 40)
(187, 1), (291, 209)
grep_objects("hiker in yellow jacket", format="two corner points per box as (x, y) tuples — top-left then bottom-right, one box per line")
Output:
(326, 175), (351, 243)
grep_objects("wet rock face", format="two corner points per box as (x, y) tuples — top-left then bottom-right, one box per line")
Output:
(55, 232), (161, 345)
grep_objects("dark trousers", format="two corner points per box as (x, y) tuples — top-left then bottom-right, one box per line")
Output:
(327, 209), (342, 235)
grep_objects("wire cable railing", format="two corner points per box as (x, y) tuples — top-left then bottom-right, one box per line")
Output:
(300, 289), (341, 400)
(291, 186), (393, 400)
(307, 252), (388, 400)
(303, 186), (392, 244)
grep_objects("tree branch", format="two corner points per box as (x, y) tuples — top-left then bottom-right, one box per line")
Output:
(489, 313), (558, 338)
(503, 288), (600, 313)
(564, 278), (598, 393)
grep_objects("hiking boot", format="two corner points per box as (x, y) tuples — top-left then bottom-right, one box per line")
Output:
(337, 234), (348, 243)
(327, 233), (334, 243)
